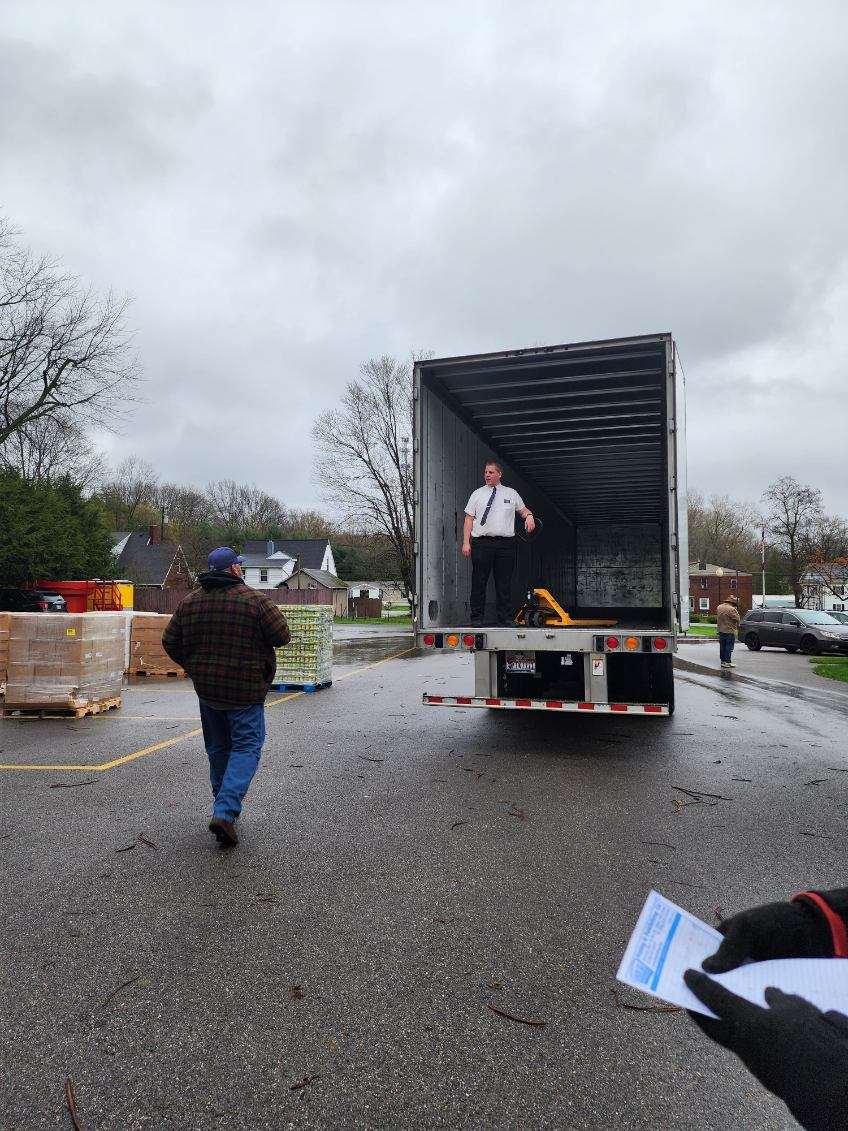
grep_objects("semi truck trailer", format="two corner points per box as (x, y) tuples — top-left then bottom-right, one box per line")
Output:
(414, 333), (688, 717)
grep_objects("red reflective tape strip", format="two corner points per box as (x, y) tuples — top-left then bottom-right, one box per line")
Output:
(793, 892), (848, 958)
(644, 705), (664, 713)
(610, 704), (628, 712)
(485, 698), (501, 706)
(515, 698), (532, 707)
(457, 697), (472, 705)
(427, 695), (444, 703)
(546, 700), (563, 709)
(577, 702), (594, 710)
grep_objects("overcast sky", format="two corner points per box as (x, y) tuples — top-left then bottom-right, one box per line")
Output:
(2, 1), (847, 518)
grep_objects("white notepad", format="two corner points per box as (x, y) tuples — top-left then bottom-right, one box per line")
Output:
(617, 890), (848, 1018)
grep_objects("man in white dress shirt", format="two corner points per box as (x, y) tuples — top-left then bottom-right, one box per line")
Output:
(462, 461), (536, 626)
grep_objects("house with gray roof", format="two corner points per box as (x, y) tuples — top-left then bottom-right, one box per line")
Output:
(240, 538), (336, 590)
(111, 525), (191, 589)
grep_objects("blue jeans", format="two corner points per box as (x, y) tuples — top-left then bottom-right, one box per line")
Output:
(718, 632), (736, 663)
(198, 701), (267, 822)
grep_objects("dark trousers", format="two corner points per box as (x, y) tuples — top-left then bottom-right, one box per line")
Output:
(718, 632), (736, 663)
(470, 536), (517, 624)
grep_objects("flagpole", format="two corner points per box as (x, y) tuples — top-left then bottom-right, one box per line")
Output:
(761, 525), (766, 609)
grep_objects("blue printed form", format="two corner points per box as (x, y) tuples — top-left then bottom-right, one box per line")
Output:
(616, 891), (723, 1016)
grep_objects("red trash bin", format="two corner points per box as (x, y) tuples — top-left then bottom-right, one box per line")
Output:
(33, 580), (93, 613)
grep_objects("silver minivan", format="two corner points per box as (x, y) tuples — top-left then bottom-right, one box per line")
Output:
(739, 608), (848, 655)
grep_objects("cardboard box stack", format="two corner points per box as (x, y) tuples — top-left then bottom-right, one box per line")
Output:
(5, 613), (125, 709)
(130, 613), (182, 675)
(0, 612), (10, 690)
(274, 605), (333, 687)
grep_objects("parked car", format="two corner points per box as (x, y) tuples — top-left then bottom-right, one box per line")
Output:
(0, 586), (67, 612)
(828, 610), (848, 625)
(738, 607), (848, 655)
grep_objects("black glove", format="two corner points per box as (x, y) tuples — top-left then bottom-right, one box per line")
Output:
(684, 969), (848, 1131)
(703, 899), (833, 973)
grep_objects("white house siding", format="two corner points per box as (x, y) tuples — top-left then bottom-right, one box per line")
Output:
(242, 562), (295, 589)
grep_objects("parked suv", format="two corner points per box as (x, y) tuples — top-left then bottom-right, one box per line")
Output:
(0, 587), (67, 612)
(739, 608), (848, 655)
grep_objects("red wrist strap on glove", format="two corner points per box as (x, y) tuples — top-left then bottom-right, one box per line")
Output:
(792, 891), (848, 958)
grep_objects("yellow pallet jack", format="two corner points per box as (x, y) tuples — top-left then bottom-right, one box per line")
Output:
(514, 588), (618, 629)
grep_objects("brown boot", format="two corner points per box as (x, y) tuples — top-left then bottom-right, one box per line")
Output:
(209, 817), (239, 847)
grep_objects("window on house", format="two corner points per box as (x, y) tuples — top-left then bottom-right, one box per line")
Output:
(699, 597), (710, 611)
(730, 577), (737, 589)
(260, 568), (268, 583)
(688, 596), (694, 611)
(700, 577), (708, 589)
(835, 603), (845, 612)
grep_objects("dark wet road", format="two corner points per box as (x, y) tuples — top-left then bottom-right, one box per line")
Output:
(2, 639), (842, 1128)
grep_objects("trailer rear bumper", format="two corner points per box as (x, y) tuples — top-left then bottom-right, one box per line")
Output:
(423, 693), (669, 715)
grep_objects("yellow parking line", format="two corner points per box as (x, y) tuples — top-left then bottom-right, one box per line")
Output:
(0, 648), (415, 773)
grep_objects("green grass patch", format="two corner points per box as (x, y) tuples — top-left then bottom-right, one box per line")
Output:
(684, 624), (717, 636)
(809, 656), (848, 683)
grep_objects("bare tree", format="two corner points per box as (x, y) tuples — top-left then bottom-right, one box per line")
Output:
(0, 412), (105, 490)
(100, 456), (159, 529)
(206, 479), (286, 536)
(0, 219), (138, 445)
(763, 476), (824, 607)
(687, 490), (759, 570)
(312, 355), (414, 599)
(800, 514), (848, 606)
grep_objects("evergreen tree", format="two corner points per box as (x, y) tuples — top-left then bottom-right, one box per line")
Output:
(0, 470), (114, 582)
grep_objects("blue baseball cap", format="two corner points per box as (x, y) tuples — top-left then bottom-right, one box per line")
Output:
(207, 546), (244, 571)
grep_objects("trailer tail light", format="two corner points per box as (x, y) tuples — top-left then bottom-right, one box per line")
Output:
(446, 634), (459, 648)
(605, 636), (620, 650)
(462, 634), (475, 648)
(652, 637), (669, 651)
(624, 636), (639, 651)
(423, 634), (435, 647)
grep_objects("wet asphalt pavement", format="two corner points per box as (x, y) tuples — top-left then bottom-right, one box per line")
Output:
(2, 635), (846, 1130)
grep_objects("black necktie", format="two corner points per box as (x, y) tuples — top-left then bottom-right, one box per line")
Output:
(479, 486), (497, 527)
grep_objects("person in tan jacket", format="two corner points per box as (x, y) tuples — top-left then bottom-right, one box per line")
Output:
(716, 593), (741, 668)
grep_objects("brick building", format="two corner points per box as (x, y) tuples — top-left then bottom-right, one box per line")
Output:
(688, 561), (753, 616)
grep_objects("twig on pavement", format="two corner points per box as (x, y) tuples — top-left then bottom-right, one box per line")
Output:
(64, 1077), (84, 1131)
(486, 1003), (547, 1027)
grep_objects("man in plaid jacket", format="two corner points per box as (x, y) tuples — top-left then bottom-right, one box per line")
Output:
(162, 546), (291, 847)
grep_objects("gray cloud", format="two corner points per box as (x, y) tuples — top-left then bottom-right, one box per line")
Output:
(2, 0), (846, 517)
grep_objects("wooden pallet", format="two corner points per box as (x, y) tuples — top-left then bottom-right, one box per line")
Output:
(270, 679), (332, 693)
(1, 695), (123, 720)
(129, 669), (187, 679)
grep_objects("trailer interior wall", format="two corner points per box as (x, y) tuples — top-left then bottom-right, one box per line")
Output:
(417, 335), (680, 629)
(419, 388), (574, 626)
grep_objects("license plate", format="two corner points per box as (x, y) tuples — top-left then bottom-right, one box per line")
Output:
(504, 652), (535, 674)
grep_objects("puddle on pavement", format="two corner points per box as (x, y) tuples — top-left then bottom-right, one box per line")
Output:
(333, 637), (418, 668)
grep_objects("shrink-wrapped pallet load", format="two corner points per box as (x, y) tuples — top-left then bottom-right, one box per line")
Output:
(4, 613), (125, 711)
(130, 613), (184, 676)
(273, 604), (333, 688)
(0, 612), (9, 691)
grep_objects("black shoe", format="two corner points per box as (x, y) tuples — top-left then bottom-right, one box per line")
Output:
(209, 817), (239, 847)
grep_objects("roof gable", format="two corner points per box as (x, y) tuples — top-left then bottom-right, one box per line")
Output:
(115, 531), (183, 585)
